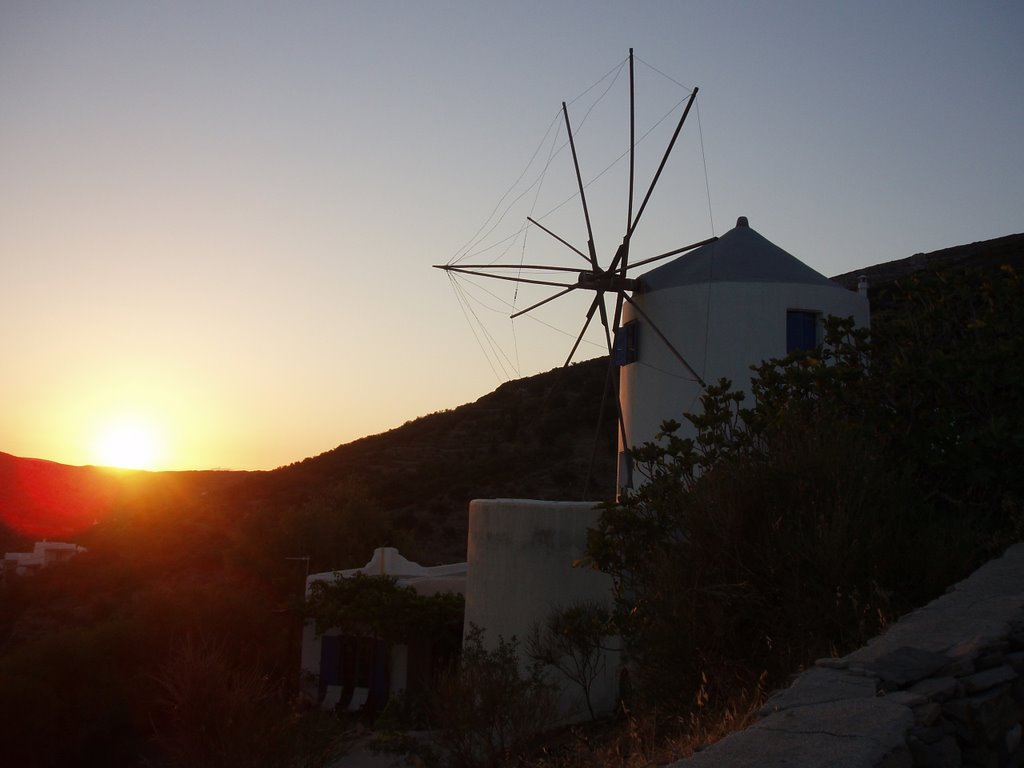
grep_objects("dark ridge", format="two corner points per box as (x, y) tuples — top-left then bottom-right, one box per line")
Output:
(831, 232), (1024, 292)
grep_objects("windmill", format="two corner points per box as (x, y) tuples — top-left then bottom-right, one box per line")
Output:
(435, 49), (717, 492)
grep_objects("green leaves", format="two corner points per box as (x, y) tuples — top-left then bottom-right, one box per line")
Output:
(306, 573), (464, 644)
(586, 262), (1024, 709)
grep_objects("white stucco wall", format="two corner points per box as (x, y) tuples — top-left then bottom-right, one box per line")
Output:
(465, 498), (620, 722)
(619, 279), (870, 477)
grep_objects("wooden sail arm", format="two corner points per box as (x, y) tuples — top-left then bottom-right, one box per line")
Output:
(625, 235), (718, 272)
(526, 217), (590, 264)
(433, 265), (574, 289)
(435, 262), (585, 274)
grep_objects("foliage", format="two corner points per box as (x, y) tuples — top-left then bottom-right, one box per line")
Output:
(432, 627), (558, 768)
(0, 621), (140, 767)
(306, 572), (465, 644)
(149, 635), (346, 768)
(526, 602), (615, 720)
(150, 635), (287, 768)
(588, 264), (1024, 709)
(869, 265), (1024, 524)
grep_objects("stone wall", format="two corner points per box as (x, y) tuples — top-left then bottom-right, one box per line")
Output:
(672, 542), (1024, 768)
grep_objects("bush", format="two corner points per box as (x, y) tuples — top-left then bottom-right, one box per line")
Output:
(149, 635), (346, 768)
(526, 602), (614, 721)
(588, 267), (1024, 710)
(432, 627), (557, 768)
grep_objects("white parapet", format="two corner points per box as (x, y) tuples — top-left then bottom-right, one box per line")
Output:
(465, 498), (620, 722)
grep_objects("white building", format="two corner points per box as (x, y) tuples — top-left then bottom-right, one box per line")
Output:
(464, 499), (620, 722)
(2, 541), (86, 578)
(300, 547), (466, 712)
(617, 215), (870, 489)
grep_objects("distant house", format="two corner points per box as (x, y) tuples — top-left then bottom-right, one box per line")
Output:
(300, 547), (466, 712)
(2, 541), (86, 579)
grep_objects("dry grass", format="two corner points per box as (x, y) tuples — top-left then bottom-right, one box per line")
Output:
(527, 673), (766, 768)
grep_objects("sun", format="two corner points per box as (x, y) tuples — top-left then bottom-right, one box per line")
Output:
(93, 419), (164, 470)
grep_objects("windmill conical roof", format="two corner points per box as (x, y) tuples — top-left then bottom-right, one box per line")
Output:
(640, 216), (836, 291)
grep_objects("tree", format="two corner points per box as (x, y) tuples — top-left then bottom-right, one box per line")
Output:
(305, 572), (464, 645)
(526, 601), (614, 720)
(433, 627), (557, 768)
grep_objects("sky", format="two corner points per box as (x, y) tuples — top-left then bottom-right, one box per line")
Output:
(2, 1), (1021, 471)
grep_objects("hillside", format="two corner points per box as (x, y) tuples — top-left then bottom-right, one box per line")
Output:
(248, 355), (618, 562)
(831, 231), (1024, 303)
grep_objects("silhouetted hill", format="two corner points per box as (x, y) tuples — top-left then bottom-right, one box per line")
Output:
(253, 355), (618, 562)
(831, 231), (1024, 308)
(0, 455), (121, 550)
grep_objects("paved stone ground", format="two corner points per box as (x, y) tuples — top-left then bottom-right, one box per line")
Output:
(670, 543), (1024, 768)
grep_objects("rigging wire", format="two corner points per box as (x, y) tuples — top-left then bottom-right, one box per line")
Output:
(696, 99), (716, 238)
(449, 275), (520, 380)
(446, 270), (605, 376)
(450, 111), (562, 265)
(451, 58), (628, 267)
(513, 107), (564, 372)
(453, 272), (606, 347)
(564, 55), (630, 111)
(447, 276), (505, 383)
(634, 56), (695, 92)
(508, 58), (627, 370)
(696, 97), (716, 383)
(634, 359), (703, 384)
(534, 91), (693, 223)
(452, 279), (517, 380)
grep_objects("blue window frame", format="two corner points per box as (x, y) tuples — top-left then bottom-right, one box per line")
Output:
(786, 310), (819, 353)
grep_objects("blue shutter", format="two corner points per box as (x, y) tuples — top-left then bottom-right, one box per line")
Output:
(786, 310), (818, 353)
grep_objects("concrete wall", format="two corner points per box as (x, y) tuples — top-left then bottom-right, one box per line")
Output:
(671, 543), (1024, 768)
(465, 498), (620, 722)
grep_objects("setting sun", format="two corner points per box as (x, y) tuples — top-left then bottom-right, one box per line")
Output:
(92, 419), (164, 470)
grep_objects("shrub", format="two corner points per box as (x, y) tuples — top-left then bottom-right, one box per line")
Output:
(432, 627), (557, 768)
(149, 635), (345, 768)
(588, 276), (1024, 710)
(526, 602), (614, 720)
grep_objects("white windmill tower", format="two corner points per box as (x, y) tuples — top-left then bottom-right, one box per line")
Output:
(616, 216), (870, 489)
